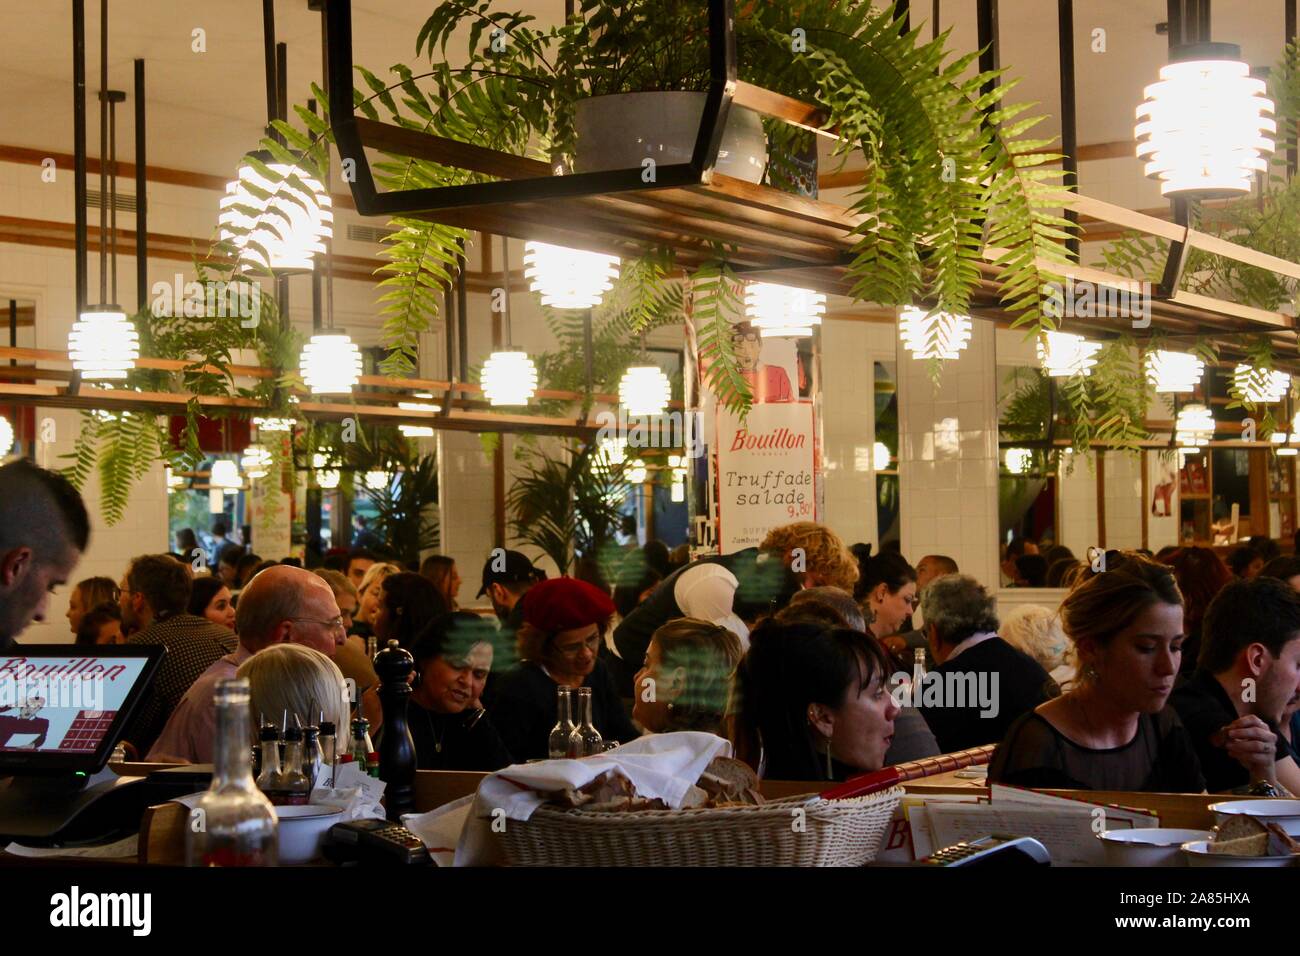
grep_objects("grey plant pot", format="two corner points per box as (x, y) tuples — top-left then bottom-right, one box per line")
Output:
(574, 91), (767, 184)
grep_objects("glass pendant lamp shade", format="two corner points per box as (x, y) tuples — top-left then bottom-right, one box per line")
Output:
(1176, 403), (1215, 450)
(625, 459), (647, 484)
(312, 453), (340, 490)
(618, 365), (671, 417)
(0, 415), (13, 456)
(481, 350), (538, 406)
(1145, 350), (1205, 393)
(218, 155), (333, 272)
(364, 470), (391, 490)
(253, 417), (294, 432)
(1233, 364), (1291, 404)
(898, 307), (973, 360)
(1038, 330), (1102, 377)
(300, 331), (362, 395)
(209, 458), (242, 491)
(523, 241), (619, 310)
(240, 444), (271, 479)
(1135, 43), (1275, 198)
(1004, 448), (1033, 475)
(873, 442), (892, 472)
(398, 394), (440, 438)
(69, 306), (139, 380)
(744, 282), (827, 337)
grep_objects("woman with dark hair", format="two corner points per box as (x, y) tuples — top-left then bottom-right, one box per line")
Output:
(731, 621), (899, 780)
(855, 550), (918, 641)
(989, 552), (1206, 792)
(632, 618), (743, 736)
(75, 603), (124, 646)
(419, 555), (462, 610)
(374, 572), (449, 651)
(400, 611), (513, 771)
(188, 576), (235, 631)
(1166, 546), (1233, 679)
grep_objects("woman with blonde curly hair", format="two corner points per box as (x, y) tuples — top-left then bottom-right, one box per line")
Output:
(1000, 605), (1075, 688)
(759, 521), (859, 593)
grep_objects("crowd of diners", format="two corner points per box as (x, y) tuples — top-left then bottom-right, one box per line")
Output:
(0, 458), (1296, 798)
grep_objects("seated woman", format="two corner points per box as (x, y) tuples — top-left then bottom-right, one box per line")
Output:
(419, 555), (462, 611)
(188, 576), (236, 632)
(236, 643), (350, 746)
(75, 603), (124, 646)
(855, 551), (918, 652)
(373, 572), (449, 651)
(490, 577), (640, 761)
(632, 618), (743, 736)
(349, 561), (402, 642)
(988, 553), (1206, 792)
(1000, 605), (1075, 689)
(731, 620), (899, 780)
(66, 576), (119, 639)
(399, 612), (513, 771)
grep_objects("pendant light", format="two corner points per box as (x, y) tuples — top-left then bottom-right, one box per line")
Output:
(240, 444), (272, 479)
(218, 156), (332, 273)
(523, 241), (619, 310)
(1175, 403), (1215, 451)
(1135, 42), (1275, 198)
(398, 393), (440, 438)
(253, 416), (295, 432)
(898, 307), (973, 360)
(625, 459), (648, 484)
(0, 415), (13, 456)
(668, 454), (687, 502)
(591, 436), (628, 475)
(364, 470), (391, 490)
(484, 236), (538, 405)
(872, 442), (892, 472)
(1145, 349), (1205, 393)
(300, 330), (362, 394)
(618, 364), (671, 417)
(1038, 330), (1101, 377)
(744, 282), (827, 338)
(312, 452), (340, 490)
(209, 459), (242, 494)
(1233, 364), (1291, 404)
(70, 4), (138, 381)
(1004, 448), (1033, 475)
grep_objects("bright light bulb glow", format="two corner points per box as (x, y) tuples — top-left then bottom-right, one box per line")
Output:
(1135, 52), (1275, 198)
(1004, 448), (1033, 475)
(481, 350), (538, 406)
(240, 444), (272, 479)
(591, 437), (627, 475)
(209, 459), (241, 491)
(218, 159), (333, 272)
(618, 365), (671, 416)
(165, 466), (185, 490)
(744, 282), (827, 337)
(899, 307), (973, 360)
(253, 417), (294, 432)
(300, 332), (362, 395)
(1038, 330), (1101, 377)
(398, 425), (435, 438)
(1176, 403), (1215, 449)
(873, 442), (891, 471)
(365, 470), (390, 490)
(69, 307), (139, 380)
(1145, 349), (1205, 393)
(523, 241), (619, 310)
(0, 416), (13, 456)
(1233, 364), (1291, 403)
(312, 452), (340, 490)
(626, 459), (647, 484)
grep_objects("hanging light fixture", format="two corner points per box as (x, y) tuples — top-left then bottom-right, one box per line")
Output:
(523, 241), (619, 310)
(481, 350), (539, 406)
(1135, 42), (1276, 198)
(300, 331), (362, 394)
(0, 416), (13, 457)
(312, 452), (340, 490)
(397, 394), (439, 439)
(1145, 350), (1205, 393)
(364, 470), (391, 490)
(253, 416), (295, 432)
(1233, 364), (1291, 404)
(625, 459), (648, 484)
(70, 14), (137, 381)
(668, 454), (687, 502)
(618, 365), (671, 416)
(1175, 403), (1215, 451)
(591, 436), (628, 476)
(1038, 331), (1101, 377)
(744, 282), (827, 338)
(240, 444), (272, 479)
(898, 307), (973, 360)
(1004, 448), (1033, 475)
(218, 156), (332, 273)
(209, 458), (242, 493)
(873, 443), (892, 471)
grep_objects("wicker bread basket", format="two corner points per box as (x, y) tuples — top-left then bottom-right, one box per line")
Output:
(497, 786), (903, 867)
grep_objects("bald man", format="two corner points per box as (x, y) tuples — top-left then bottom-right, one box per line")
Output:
(147, 565), (344, 763)
(0, 460), (89, 649)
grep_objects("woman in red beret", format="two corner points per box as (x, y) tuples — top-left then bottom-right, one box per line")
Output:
(489, 577), (640, 761)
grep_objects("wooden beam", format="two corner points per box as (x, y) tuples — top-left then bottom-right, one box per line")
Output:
(731, 81), (833, 138)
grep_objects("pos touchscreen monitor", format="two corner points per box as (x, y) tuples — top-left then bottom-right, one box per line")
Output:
(0, 644), (163, 776)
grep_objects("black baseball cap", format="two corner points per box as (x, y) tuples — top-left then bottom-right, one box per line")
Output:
(477, 549), (544, 598)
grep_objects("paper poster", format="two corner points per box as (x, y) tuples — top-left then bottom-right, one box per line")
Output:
(715, 401), (817, 551)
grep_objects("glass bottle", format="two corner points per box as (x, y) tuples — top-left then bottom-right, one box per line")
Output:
(186, 679), (278, 867)
(254, 721), (282, 798)
(303, 725), (323, 789)
(276, 727), (312, 805)
(912, 647), (927, 704)
(568, 687), (603, 758)
(366, 635), (379, 660)
(319, 720), (337, 788)
(548, 686), (575, 759)
(350, 716), (372, 768)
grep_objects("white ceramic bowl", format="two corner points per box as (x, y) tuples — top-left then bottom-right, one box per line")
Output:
(273, 805), (344, 865)
(1181, 840), (1298, 867)
(1209, 799), (1300, 836)
(1099, 829), (1213, 867)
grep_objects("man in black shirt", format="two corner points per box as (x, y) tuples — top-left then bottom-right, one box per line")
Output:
(917, 574), (1057, 753)
(1170, 576), (1300, 793)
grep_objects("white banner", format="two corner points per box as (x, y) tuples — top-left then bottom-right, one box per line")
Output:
(716, 402), (817, 551)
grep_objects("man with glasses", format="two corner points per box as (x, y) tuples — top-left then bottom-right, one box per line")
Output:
(120, 554), (238, 756)
(148, 564), (346, 763)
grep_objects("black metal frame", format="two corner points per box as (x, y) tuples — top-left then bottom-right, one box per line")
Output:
(324, 0), (737, 216)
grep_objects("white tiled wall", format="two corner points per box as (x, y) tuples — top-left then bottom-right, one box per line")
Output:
(1057, 452), (1099, 556)
(897, 316), (999, 589)
(1102, 450), (1144, 550)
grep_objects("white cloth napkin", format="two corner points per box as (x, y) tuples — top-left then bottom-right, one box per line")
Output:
(405, 731), (732, 867)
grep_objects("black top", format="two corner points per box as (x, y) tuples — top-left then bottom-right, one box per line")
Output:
(1170, 668), (1290, 792)
(489, 659), (640, 762)
(403, 700), (514, 772)
(919, 637), (1058, 754)
(988, 708), (1206, 792)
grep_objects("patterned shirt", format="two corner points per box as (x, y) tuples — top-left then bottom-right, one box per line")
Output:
(124, 613), (237, 756)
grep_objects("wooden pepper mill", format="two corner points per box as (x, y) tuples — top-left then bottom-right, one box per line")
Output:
(374, 638), (416, 820)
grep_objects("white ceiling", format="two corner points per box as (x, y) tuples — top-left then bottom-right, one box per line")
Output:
(0, 0), (1294, 176)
